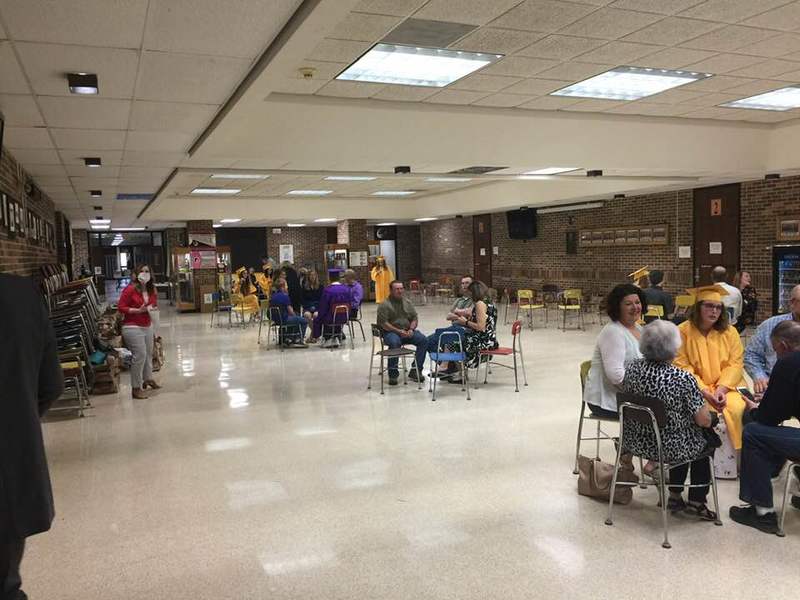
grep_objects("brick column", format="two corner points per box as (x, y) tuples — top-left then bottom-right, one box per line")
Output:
(186, 220), (216, 311)
(337, 219), (372, 300)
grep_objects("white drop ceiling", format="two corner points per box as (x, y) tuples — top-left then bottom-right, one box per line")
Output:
(5, 0), (800, 229)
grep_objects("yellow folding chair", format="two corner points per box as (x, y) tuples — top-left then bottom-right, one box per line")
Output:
(674, 294), (695, 319)
(558, 289), (585, 331)
(515, 289), (546, 329)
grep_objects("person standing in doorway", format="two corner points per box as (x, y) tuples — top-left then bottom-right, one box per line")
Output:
(119, 264), (161, 399)
(0, 274), (64, 599)
(371, 256), (393, 304)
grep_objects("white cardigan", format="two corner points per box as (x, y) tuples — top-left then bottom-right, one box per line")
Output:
(583, 321), (643, 412)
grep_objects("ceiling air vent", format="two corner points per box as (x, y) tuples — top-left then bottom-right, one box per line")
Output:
(116, 193), (154, 201)
(449, 166), (507, 175)
(381, 18), (477, 47)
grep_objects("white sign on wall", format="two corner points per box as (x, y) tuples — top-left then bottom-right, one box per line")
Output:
(349, 251), (368, 267)
(709, 242), (722, 255)
(678, 246), (691, 259)
(279, 244), (294, 264)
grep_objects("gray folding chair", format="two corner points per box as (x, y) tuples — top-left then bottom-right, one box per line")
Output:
(367, 324), (422, 394)
(777, 460), (800, 537)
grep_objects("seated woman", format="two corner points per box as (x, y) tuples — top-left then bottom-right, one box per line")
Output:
(674, 284), (746, 452)
(583, 284), (646, 417)
(301, 270), (324, 322)
(622, 320), (717, 520)
(431, 280), (498, 383)
(269, 278), (307, 346)
(233, 267), (259, 315)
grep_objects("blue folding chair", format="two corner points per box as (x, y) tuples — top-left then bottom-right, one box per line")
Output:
(428, 330), (470, 401)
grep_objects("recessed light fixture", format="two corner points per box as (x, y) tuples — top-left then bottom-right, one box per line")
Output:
(84, 157), (102, 167)
(219, 218), (242, 223)
(89, 218), (110, 225)
(314, 218), (337, 223)
(287, 223), (306, 227)
(414, 217), (437, 222)
(112, 227), (145, 231)
(213, 224), (222, 228)
(210, 173), (269, 179)
(92, 205), (102, 211)
(67, 72), (99, 95)
(425, 177), (472, 182)
(191, 188), (241, 195)
(376, 222), (397, 226)
(324, 176), (377, 181)
(337, 43), (503, 87)
(721, 86), (800, 111)
(373, 190), (415, 196)
(287, 190), (333, 196)
(551, 66), (712, 101)
(90, 190), (102, 197)
(91, 225), (110, 230)
(523, 167), (579, 175)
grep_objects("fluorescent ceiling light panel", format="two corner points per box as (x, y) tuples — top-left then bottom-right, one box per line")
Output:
(314, 218), (337, 222)
(551, 66), (712, 101)
(287, 223), (306, 227)
(425, 177), (472, 182)
(113, 228), (145, 231)
(191, 188), (241, 195)
(376, 222), (397, 226)
(89, 219), (110, 225)
(373, 190), (415, 196)
(414, 217), (437, 222)
(537, 202), (604, 214)
(67, 72), (98, 95)
(211, 173), (269, 179)
(721, 86), (800, 111)
(213, 224), (222, 228)
(219, 218), (241, 223)
(91, 225), (110, 230)
(517, 175), (551, 180)
(324, 176), (377, 181)
(337, 43), (502, 87)
(287, 190), (333, 196)
(523, 167), (579, 175)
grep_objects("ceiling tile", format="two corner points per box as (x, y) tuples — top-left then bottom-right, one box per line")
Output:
(415, 0), (527, 26)
(269, 78), (331, 95)
(122, 151), (185, 167)
(450, 27), (544, 54)
(557, 8), (663, 40)
(129, 101), (218, 133)
(34, 175), (71, 187)
(307, 39), (372, 63)
(4, 127), (53, 149)
(449, 74), (522, 92)
(315, 80), (385, 98)
(472, 93), (536, 107)
(681, 25), (776, 53)
(6, 148), (60, 164)
(59, 149), (124, 166)
(517, 95), (583, 110)
(38, 97), (131, 130)
(353, 0), (427, 17)
(25, 164), (67, 177)
(610, 0), (704, 15)
(775, 68), (800, 82)
(119, 166), (174, 180)
(738, 34), (800, 58)
(501, 77), (571, 95)
(639, 88), (712, 105)
(125, 131), (195, 152)
(723, 79), (792, 96)
(681, 107), (737, 119)
(574, 41), (663, 63)
(371, 85), (443, 102)
(425, 89), (491, 104)
(14, 43), (139, 99)
(729, 58), (800, 77)
(535, 61), (613, 80)
(0, 94), (43, 126)
(382, 18), (476, 46)
(516, 35), (606, 60)
(638, 46), (717, 68)
(136, 51), (251, 104)
(1, 0), (148, 48)
(51, 128), (126, 150)
(144, 0), (300, 58)
(624, 17), (722, 46)
(489, 0), (597, 33)
(743, 3), (800, 32)
(0, 42), (31, 94)
(681, 0), (793, 24)
(65, 164), (120, 178)
(681, 75), (754, 91)
(481, 56), (559, 77)
(562, 98), (627, 111)
(683, 53), (765, 73)
(606, 102), (697, 116)
(328, 11), (402, 42)
(689, 92), (739, 106)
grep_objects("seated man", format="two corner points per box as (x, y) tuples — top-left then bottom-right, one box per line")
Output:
(744, 284), (800, 396)
(310, 272), (353, 346)
(426, 275), (474, 378)
(642, 269), (674, 321)
(730, 320), (800, 533)
(377, 281), (427, 385)
(342, 269), (363, 319)
(269, 278), (307, 347)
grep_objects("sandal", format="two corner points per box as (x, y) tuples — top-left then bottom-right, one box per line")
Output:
(657, 496), (686, 512)
(143, 380), (162, 390)
(684, 502), (718, 521)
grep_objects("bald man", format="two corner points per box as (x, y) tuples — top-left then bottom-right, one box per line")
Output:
(745, 284), (800, 395)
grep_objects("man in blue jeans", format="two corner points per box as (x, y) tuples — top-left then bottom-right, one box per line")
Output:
(730, 320), (800, 533)
(377, 280), (427, 386)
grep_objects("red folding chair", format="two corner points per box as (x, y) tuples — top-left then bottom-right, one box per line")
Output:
(479, 320), (528, 392)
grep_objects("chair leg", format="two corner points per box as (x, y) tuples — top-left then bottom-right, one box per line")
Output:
(659, 459), (671, 549)
(512, 349), (519, 392)
(604, 437), (624, 526)
(414, 359), (422, 390)
(367, 349), (375, 390)
(777, 462), (795, 537)
(519, 347), (528, 386)
(402, 356), (408, 385)
(709, 455), (723, 527)
(431, 360), (439, 401)
(380, 354), (385, 395)
(573, 405), (587, 475)
(483, 356), (490, 385)
(357, 320), (365, 342)
(595, 420), (602, 460)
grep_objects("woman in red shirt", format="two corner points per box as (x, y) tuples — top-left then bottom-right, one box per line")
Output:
(118, 264), (161, 398)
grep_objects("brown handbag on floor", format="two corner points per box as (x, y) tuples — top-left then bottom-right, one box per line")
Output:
(577, 453), (639, 505)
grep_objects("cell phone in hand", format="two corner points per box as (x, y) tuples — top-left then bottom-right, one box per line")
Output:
(737, 387), (756, 403)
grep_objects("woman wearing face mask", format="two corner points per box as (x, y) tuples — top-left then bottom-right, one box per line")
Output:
(118, 264), (161, 399)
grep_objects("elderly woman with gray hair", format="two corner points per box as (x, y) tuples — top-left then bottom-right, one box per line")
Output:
(622, 319), (718, 520)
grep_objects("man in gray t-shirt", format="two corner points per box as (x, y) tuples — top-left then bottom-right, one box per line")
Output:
(447, 275), (474, 322)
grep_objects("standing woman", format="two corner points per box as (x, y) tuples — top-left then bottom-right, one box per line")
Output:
(734, 271), (758, 330)
(118, 264), (161, 399)
(371, 256), (393, 304)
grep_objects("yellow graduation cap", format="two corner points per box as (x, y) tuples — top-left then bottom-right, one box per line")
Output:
(686, 284), (729, 303)
(628, 266), (650, 287)
(235, 266), (247, 276)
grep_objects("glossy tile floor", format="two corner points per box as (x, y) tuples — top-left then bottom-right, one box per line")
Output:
(28, 302), (800, 599)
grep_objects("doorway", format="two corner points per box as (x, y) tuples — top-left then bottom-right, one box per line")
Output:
(473, 214), (492, 287)
(693, 184), (740, 285)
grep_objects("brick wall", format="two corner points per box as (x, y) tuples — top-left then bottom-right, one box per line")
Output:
(0, 148), (57, 278)
(396, 225), (421, 281)
(55, 212), (71, 276)
(71, 229), (89, 277)
(267, 226), (328, 272)
(420, 216), (474, 282)
(163, 227), (186, 275)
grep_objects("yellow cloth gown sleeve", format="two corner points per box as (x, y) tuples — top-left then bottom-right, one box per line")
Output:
(674, 322), (708, 391)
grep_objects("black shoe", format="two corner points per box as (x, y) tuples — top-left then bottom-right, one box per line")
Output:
(408, 369), (425, 383)
(729, 505), (779, 534)
(388, 376), (399, 386)
(791, 495), (800, 511)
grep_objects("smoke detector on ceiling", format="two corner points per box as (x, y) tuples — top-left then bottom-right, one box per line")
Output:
(298, 67), (316, 80)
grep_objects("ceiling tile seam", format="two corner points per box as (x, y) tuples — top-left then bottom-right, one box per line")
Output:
(478, 2), (608, 35)
(547, 9), (669, 41)
(568, 39), (668, 64)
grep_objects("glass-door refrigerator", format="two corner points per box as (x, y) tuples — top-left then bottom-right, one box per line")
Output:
(773, 245), (800, 314)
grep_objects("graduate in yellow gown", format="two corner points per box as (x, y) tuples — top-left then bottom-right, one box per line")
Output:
(232, 267), (259, 313)
(673, 285), (746, 449)
(370, 256), (393, 304)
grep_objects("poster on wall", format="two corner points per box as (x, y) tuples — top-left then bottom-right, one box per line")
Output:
(349, 251), (368, 266)
(189, 233), (216, 246)
(279, 244), (294, 264)
(190, 249), (217, 269)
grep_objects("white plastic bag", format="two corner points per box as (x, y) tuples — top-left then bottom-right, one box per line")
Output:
(713, 418), (737, 479)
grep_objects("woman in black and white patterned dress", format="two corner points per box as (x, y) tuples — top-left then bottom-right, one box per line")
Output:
(622, 319), (717, 520)
(445, 280), (498, 383)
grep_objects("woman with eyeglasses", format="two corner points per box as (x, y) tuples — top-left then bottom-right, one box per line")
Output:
(674, 284), (746, 452)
